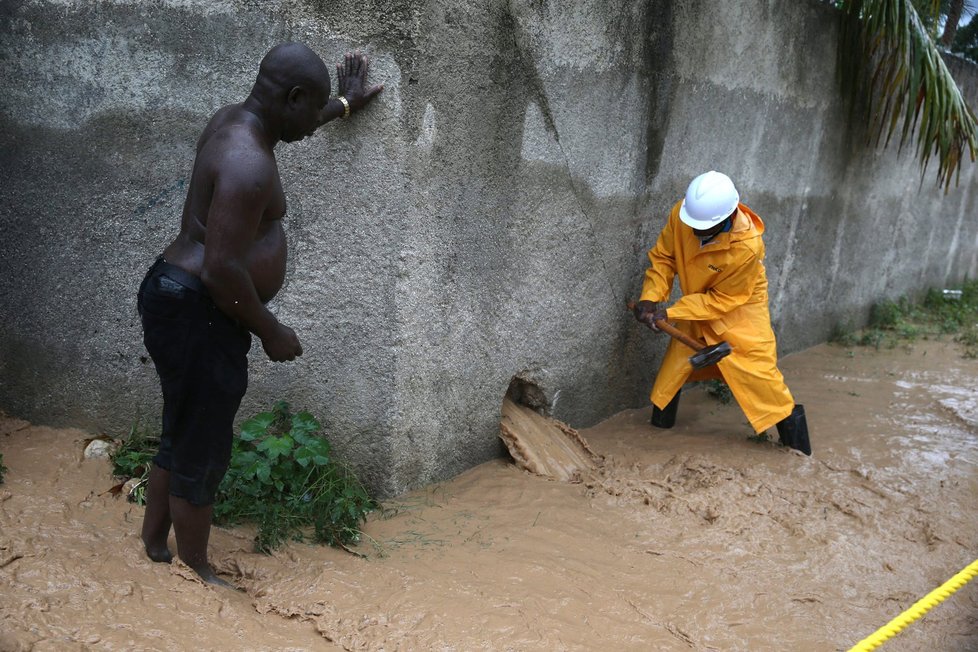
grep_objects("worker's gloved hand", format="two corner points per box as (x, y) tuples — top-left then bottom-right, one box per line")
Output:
(648, 307), (668, 332)
(633, 301), (666, 331)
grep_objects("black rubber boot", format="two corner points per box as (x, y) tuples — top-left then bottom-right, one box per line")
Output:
(776, 404), (811, 455)
(650, 390), (681, 429)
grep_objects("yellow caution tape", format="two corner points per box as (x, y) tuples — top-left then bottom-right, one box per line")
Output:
(848, 558), (978, 651)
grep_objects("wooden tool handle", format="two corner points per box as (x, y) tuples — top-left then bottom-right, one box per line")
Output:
(626, 301), (705, 351)
(653, 319), (704, 352)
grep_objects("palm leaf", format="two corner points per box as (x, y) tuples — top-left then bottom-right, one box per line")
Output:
(839, 0), (977, 191)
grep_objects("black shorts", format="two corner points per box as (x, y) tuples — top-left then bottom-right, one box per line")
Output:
(137, 257), (252, 506)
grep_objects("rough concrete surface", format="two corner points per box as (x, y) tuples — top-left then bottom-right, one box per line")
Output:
(1, 0), (976, 496)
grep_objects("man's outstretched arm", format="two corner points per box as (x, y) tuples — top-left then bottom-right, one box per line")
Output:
(318, 51), (384, 125)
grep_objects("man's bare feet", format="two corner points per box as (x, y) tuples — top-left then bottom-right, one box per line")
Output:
(141, 464), (174, 564)
(143, 539), (174, 563)
(193, 564), (239, 590)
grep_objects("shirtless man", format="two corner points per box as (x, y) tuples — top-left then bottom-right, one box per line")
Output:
(136, 42), (382, 586)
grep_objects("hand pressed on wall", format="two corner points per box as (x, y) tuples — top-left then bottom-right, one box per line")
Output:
(336, 51), (384, 112)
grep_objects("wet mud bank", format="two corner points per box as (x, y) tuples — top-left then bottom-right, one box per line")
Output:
(1, 340), (977, 650)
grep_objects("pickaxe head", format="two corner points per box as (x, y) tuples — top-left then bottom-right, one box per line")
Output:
(689, 341), (732, 369)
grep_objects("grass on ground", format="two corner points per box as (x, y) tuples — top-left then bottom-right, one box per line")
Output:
(829, 279), (978, 358)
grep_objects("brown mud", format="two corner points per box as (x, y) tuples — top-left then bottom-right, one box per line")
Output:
(499, 397), (602, 482)
(1, 340), (977, 651)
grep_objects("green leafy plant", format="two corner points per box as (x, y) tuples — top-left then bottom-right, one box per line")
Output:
(831, 279), (978, 351)
(956, 323), (978, 358)
(214, 401), (376, 553)
(110, 419), (159, 504)
(839, 0), (978, 191)
(704, 379), (734, 405)
(859, 328), (889, 349)
(829, 322), (859, 346)
(868, 299), (902, 329)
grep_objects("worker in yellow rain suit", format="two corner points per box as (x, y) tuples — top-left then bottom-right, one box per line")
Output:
(633, 171), (810, 455)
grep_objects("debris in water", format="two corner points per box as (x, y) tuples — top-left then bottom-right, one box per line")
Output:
(83, 439), (114, 459)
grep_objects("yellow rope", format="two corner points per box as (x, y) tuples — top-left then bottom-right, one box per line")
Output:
(848, 558), (978, 651)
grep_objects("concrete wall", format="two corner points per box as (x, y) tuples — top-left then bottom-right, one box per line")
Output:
(1, 0), (976, 496)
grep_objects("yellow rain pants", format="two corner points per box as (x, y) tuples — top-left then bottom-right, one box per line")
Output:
(639, 201), (794, 434)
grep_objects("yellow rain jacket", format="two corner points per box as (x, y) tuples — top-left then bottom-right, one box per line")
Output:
(639, 201), (794, 433)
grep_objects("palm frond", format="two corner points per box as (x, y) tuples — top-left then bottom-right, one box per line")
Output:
(840, 0), (978, 191)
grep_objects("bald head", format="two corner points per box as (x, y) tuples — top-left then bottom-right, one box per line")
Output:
(245, 42), (332, 144)
(254, 42), (331, 98)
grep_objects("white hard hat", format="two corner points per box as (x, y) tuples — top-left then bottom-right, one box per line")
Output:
(679, 171), (740, 229)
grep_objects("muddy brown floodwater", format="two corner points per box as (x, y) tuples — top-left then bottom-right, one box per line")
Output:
(1, 340), (977, 651)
